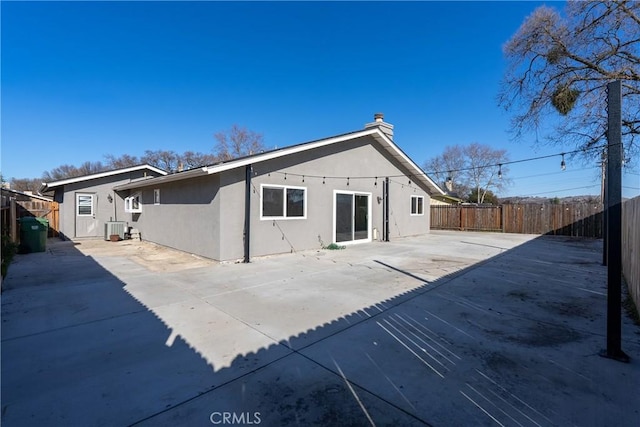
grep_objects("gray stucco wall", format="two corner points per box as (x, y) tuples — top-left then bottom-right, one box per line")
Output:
(217, 135), (431, 261)
(122, 135), (432, 261)
(56, 169), (163, 239)
(130, 174), (221, 260)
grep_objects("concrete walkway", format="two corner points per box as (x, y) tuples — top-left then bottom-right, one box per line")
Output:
(2, 232), (639, 426)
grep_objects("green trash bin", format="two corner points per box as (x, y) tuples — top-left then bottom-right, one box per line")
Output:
(19, 217), (48, 253)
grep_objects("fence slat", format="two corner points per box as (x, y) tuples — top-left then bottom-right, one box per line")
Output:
(430, 203), (603, 238)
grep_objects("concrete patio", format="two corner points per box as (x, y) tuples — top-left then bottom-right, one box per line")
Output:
(2, 231), (639, 426)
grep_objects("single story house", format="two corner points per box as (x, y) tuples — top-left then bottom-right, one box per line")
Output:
(111, 114), (445, 261)
(40, 165), (167, 240)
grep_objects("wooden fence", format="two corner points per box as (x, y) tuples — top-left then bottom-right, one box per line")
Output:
(622, 196), (640, 312)
(430, 203), (603, 237)
(1, 192), (60, 241)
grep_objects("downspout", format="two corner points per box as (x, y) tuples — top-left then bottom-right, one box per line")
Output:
(384, 177), (390, 242)
(113, 191), (117, 222)
(244, 165), (252, 263)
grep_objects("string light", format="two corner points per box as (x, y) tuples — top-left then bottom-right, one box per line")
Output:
(249, 142), (611, 186)
(498, 164), (502, 179)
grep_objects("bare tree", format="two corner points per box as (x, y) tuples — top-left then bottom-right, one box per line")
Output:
(424, 145), (468, 196)
(214, 125), (266, 161)
(465, 144), (510, 204)
(180, 151), (217, 169)
(425, 143), (511, 204)
(9, 177), (42, 193)
(499, 1), (639, 163)
(42, 162), (106, 181)
(104, 153), (140, 169)
(141, 150), (180, 173)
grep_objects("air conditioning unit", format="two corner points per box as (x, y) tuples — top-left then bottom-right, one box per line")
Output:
(105, 221), (126, 240)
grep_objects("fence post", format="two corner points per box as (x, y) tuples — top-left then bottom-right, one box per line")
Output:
(9, 198), (17, 243)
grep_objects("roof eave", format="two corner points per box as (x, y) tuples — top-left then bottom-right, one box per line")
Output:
(112, 167), (209, 191)
(109, 128), (446, 196)
(42, 164), (168, 190)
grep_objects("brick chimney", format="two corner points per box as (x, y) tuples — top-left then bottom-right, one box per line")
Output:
(364, 112), (394, 140)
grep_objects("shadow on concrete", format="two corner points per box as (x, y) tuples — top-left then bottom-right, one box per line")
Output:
(2, 234), (639, 426)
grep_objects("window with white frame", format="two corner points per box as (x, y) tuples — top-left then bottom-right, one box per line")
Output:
(153, 189), (160, 205)
(125, 193), (142, 213)
(261, 185), (306, 219)
(76, 194), (94, 216)
(410, 195), (424, 215)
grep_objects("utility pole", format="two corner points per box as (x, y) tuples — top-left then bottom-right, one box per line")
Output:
(600, 80), (629, 363)
(601, 150), (607, 266)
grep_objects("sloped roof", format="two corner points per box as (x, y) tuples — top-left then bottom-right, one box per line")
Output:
(40, 164), (167, 192)
(113, 127), (446, 195)
(1, 188), (54, 202)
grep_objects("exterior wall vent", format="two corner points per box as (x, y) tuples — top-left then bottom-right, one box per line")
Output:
(105, 221), (126, 240)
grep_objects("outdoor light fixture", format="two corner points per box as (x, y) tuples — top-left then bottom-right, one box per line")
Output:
(107, 194), (113, 203)
(561, 153), (566, 170)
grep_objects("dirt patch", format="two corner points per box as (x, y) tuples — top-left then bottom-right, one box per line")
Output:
(75, 239), (216, 272)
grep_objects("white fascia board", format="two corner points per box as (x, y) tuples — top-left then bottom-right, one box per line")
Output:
(112, 128), (445, 196)
(112, 167), (209, 191)
(371, 132), (446, 196)
(204, 127), (445, 195)
(203, 129), (379, 175)
(43, 165), (168, 190)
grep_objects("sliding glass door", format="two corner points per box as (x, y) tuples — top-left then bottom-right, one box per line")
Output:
(334, 191), (371, 243)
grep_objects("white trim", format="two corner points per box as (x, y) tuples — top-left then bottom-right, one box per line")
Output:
(259, 184), (307, 220)
(125, 192), (142, 213)
(0, 188), (53, 201)
(42, 164), (167, 191)
(333, 190), (372, 245)
(76, 193), (94, 217)
(410, 195), (425, 216)
(111, 128), (446, 195)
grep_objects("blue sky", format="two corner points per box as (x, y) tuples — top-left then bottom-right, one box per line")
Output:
(2, 1), (638, 198)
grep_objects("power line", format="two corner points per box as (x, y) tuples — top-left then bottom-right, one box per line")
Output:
(255, 143), (615, 181)
(510, 166), (599, 181)
(516, 185), (600, 197)
(426, 143), (611, 176)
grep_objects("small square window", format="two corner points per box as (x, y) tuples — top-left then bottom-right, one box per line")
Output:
(411, 195), (424, 216)
(76, 194), (94, 216)
(125, 193), (142, 213)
